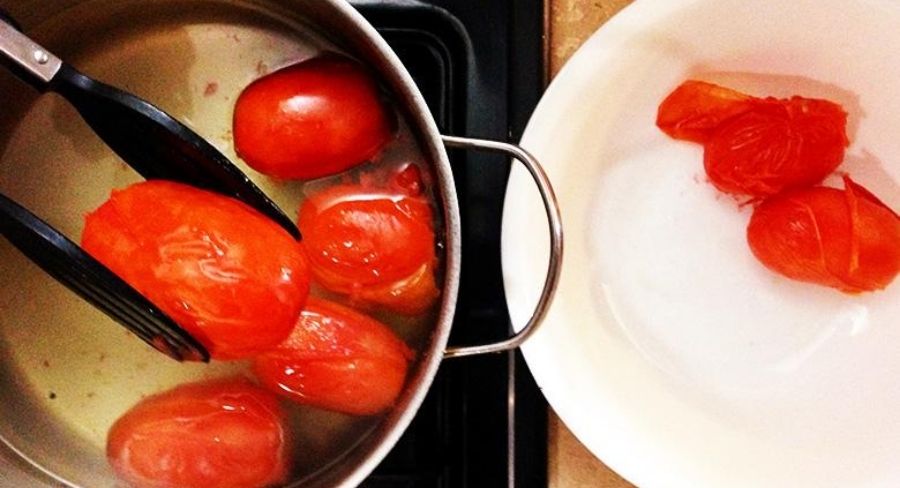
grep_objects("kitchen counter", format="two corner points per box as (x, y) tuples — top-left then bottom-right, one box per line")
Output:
(545, 0), (635, 487)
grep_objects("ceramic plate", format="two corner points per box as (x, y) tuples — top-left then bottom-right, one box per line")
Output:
(502, 1), (900, 486)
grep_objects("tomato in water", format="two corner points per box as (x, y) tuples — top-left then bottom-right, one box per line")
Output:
(107, 377), (289, 488)
(747, 175), (900, 293)
(656, 80), (755, 143)
(252, 297), (414, 416)
(233, 55), (396, 180)
(704, 96), (849, 197)
(82, 180), (310, 360)
(350, 261), (440, 316)
(298, 165), (439, 315)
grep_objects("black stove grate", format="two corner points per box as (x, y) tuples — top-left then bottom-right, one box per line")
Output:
(353, 2), (547, 487)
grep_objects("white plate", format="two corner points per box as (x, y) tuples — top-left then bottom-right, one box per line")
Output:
(502, 1), (900, 487)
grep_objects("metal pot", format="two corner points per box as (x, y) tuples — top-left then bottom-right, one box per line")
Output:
(0, 0), (561, 486)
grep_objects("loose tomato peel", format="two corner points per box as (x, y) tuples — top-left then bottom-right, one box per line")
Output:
(252, 297), (414, 416)
(656, 80), (755, 143)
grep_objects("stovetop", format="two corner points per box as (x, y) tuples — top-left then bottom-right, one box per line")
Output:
(352, 1), (547, 487)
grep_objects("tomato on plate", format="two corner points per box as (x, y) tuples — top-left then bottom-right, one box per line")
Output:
(298, 166), (439, 315)
(82, 180), (310, 360)
(107, 377), (289, 488)
(704, 96), (849, 197)
(233, 55), (395, 180)
(657, 80), (850, 197)
(252, 297), (414, 416)
(747, 175), (900, 293)
(656, 80), (755, 143)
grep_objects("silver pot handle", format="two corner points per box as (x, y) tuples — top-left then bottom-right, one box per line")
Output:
(441, 135), (563, 359)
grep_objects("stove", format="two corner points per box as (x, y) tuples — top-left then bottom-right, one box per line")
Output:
(352, 1), (548, 487)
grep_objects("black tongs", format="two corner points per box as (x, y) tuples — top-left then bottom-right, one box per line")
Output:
(0, 11), (300, 362)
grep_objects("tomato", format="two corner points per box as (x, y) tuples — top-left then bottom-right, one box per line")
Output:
(390, 162), (425, 196)
(252, 297), (414, 415)
(233, 55), (395, 180)
(704, 96), (849, 197)
(657, 80), (850, 197)
(656, 80), (755, 143)
(747, 176), (900, 293)
(82, 180), (310, 360)
(107, 377), (289, 488)
(350, 262), (441, 316)
(298, 170), (439, 315)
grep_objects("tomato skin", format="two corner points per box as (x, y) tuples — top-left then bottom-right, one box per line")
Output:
(252, 297), (414, 416)
(657, 80), (850, 197)
(704, 96), (849, 197)
(82, 181), (310, 360)
(233, 55), (395, 180)
(351, 262), (440, 316)
(107, 377), (289, 488)
(298, 179), (439, 315)
(656, 80), (755, 143)
(391, 162), (425, 196)
(747, 176), (900, 293)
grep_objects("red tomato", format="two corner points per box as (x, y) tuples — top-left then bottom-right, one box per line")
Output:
(351, 262), (441, 316)
(252, 297), (414, 416)
(390, 162), (425, 196)
(656, 80), (755, 143)
(233, 55), (395, 180)
(82, 181), (310, 360)
(704, 96), (849, 197)
(747, 176), (900, 293)
(298, 174), (439, 315)
(107, 377), (289, 488)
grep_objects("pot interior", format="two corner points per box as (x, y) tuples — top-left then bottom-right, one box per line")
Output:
(0, 0), (451, 486)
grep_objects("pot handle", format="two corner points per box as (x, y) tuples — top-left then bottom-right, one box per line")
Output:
(441, 135), (563, 359)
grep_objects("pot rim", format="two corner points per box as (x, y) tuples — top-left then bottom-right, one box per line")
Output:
(297, 1), (462, 486)
(0, 1), (563, 486)
(308, 3), (565, 486)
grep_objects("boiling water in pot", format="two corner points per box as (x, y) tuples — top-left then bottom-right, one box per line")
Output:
(0, 1), (438, 485)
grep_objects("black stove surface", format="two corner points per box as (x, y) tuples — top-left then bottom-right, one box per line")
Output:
(353, 2), (547, 487)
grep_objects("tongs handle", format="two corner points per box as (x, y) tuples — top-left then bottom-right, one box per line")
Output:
(0, 8), (60, 88)
(0, 9), (300, 239)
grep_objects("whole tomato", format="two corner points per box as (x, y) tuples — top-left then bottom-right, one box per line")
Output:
(298, 165), (439, 315)
(233, 55), (395, 180)
(657, 80), (849, 197)
(82, 180), (310, 360)
(704, 96), (849, 197)
(106, 377), (289, 488)
(252, 297), (414, 416)
(747, 176), (900, 293)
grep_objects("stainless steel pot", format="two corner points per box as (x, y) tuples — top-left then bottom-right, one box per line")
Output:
(0, 1), (562, 486)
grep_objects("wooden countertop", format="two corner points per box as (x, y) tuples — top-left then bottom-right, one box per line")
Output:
(545, 1), (635, 487)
